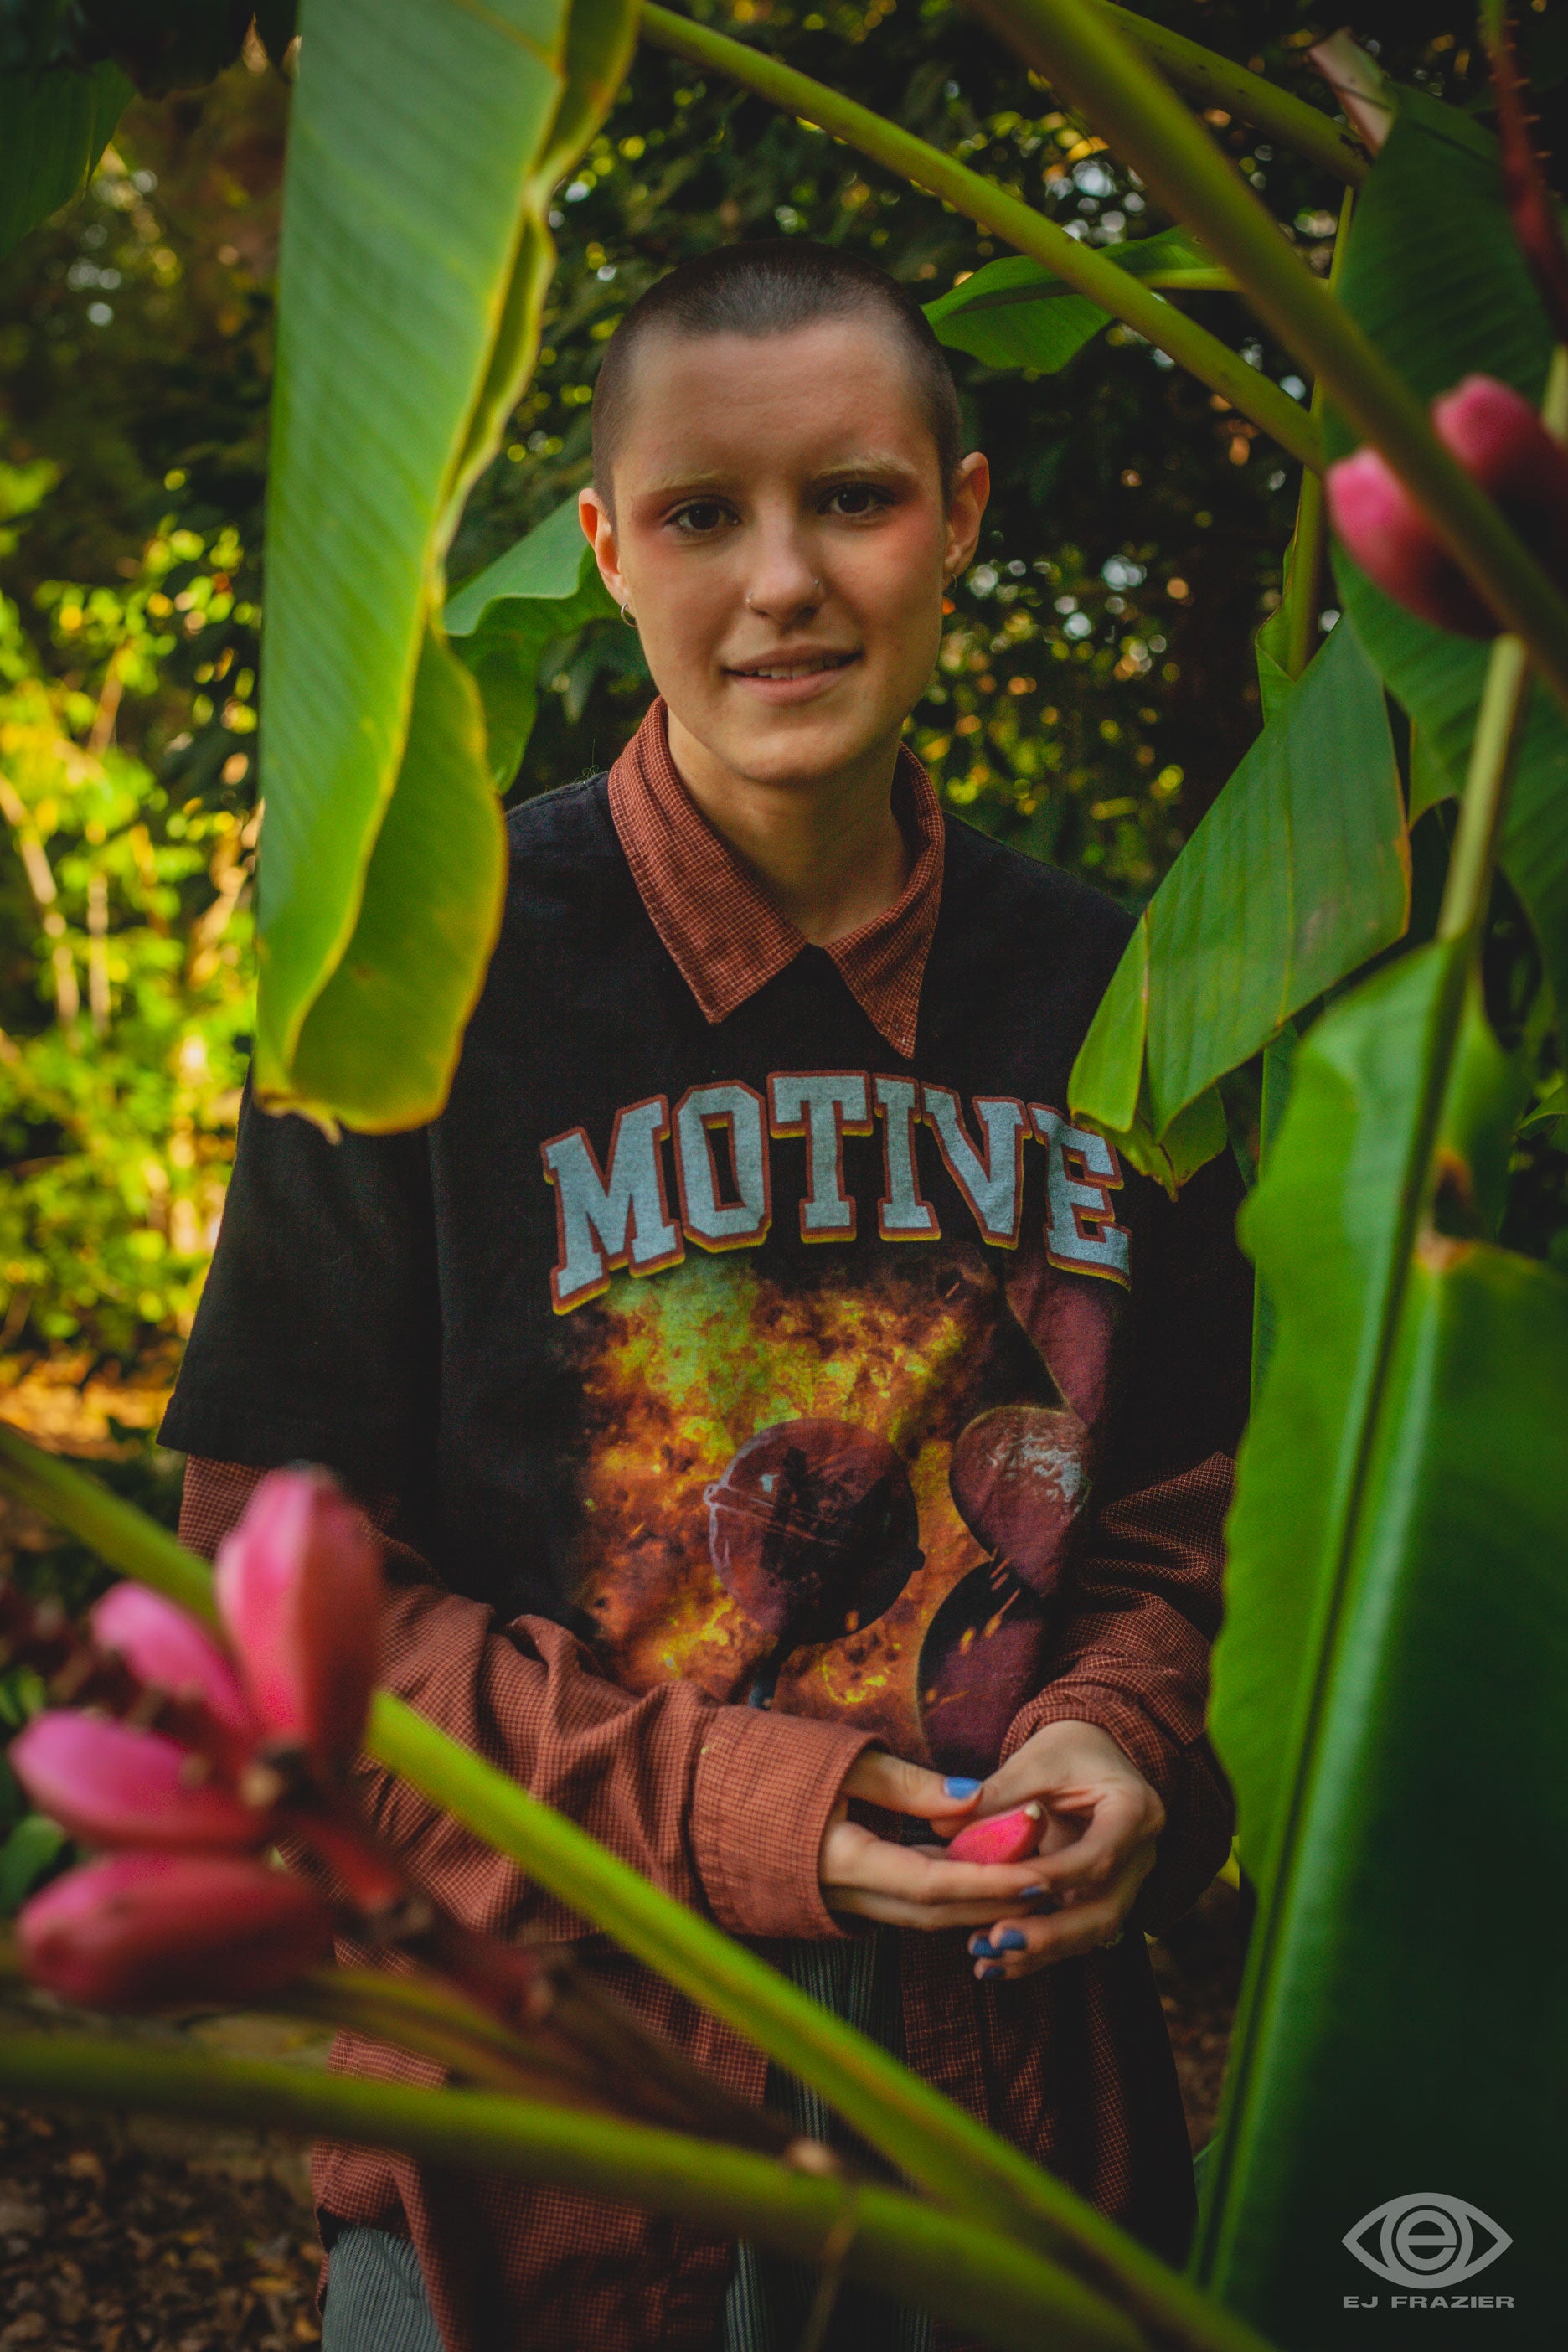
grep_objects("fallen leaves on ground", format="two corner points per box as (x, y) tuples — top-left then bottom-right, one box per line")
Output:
(0, 2104), (320, 2351)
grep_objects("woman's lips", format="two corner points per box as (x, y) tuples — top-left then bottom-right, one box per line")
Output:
(723, 651), (860, 705)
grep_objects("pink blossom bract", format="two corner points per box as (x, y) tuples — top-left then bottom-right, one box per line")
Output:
(215, 1467), (383, 1772)
(18, 1849), (333, 2009)
(9, 1712), (267, 1852)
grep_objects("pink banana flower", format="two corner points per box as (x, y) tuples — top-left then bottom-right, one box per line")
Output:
(8, 1712), (267, 1852)
(1327, 374), (1568, 637)
(215, 1467), (383, 1775)
(18, 1849), (333, 2009)
(90, 1581), (255, 1748)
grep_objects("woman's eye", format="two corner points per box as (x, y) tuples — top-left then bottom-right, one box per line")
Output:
(825, 482), (890, 518)
(670, 500), (730, 534)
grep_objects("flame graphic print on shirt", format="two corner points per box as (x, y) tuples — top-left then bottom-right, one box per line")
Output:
(558, 1239), (1124, 1776)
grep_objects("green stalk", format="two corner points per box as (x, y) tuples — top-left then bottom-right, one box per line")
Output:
(0, 1425), (1277, 2352)
(637, 4), (1318, 469)
(1094, 3), (1365, 187)
(0, 2031), (1146, 2352)
(970, 0), (1568, 718)
(1436, 634), (1533, 941)
(270, 1965), (601, 2102)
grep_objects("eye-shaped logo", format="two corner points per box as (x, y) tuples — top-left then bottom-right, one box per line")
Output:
(1344, 2193), (1512, 2289)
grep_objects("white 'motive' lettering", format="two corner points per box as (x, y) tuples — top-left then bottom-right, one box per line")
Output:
(769, 1072), (872, 1238)
(873, 1075), (939, 1239)
(921, 1086), (1029, 1246)
(542, 1096), (682, 1312)
(673, 1082), (772, 1251)
(1031, 1105), (1132, 1283)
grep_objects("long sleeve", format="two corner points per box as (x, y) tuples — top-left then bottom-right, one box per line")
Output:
(180, 1457), (875, 1943)
(1000, 1452), (1236, 1934)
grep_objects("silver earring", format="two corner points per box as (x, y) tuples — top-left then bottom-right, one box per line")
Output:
(620, 602), (637, 627)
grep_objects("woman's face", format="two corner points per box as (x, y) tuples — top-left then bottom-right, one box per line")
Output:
(580, 317), (988, 792)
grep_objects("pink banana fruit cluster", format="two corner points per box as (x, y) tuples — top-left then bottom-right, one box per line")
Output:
(1327, 374), (1568, 637)
(10, 1468), (381, 2009)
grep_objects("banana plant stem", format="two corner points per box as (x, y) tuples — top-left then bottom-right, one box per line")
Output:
(0, 2032), (1149, 2352)
(637, 5), (1319, 469)
(0, 1426), (1277, 2352)
(970, 0), (1568, 719)
(1093, 3), (1366, 187)
(270, 1965), (604, 2103)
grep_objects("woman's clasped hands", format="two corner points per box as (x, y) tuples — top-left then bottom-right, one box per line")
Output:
(818, 1719), (1163, 1983)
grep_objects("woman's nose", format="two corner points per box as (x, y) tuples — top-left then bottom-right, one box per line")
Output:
(743, 534), (825, 627)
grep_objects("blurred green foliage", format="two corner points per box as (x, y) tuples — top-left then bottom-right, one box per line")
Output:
(0, 2), (1548, 1369)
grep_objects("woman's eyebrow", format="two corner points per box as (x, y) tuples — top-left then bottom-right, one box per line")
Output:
(636, 470), (733, 504)
(811, 452), (919, 480)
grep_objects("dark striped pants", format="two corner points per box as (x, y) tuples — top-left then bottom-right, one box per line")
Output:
(321, 1934), (934, 2352)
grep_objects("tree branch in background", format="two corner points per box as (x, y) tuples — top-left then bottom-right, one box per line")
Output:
(1095, 3), (1367, 186)
(637, 5), (1321, 468)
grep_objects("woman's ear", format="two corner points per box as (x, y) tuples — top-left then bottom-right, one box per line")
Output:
(943, 451), (990, 585)
(579, 487), (627, 609)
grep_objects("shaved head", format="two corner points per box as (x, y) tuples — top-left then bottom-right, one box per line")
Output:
(591, 240), (963, 508)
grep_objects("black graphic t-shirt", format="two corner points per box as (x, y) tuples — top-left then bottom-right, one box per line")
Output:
(163, 766), (1251, 1778)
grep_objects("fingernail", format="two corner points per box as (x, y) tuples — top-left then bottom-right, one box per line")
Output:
(993, 1928), (1027, 1952)
(943, 1777), (983, 1800)
(1023, 1889), (1062, 1913)
(968, 1935), (995, 1958)
(977, 1962), (1006, 1980)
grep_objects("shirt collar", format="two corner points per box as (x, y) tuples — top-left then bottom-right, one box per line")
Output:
(606, 699), (944, 1061)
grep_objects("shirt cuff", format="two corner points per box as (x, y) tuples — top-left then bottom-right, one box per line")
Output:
(1002, 1679), (1180, 1801)
(690, 1705), (876, 1941)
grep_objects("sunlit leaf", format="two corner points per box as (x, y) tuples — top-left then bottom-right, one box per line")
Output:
(1070, 621), (1408, 1167)
(445, 497), (617, 788)
(1196, 947), (1561, 2333)
(924, 224), (1224, 372)
(256, 0), (636, 1132)
(1324, 89), (1568, 1010)
(0, 62), (130, 259)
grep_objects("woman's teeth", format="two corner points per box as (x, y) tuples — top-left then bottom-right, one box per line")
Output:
(735, 655), (853, 679)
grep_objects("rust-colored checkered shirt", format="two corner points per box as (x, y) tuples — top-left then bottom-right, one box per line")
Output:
(173, 706), (1240, 2350)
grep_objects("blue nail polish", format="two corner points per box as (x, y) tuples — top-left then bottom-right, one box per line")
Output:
(1022, 1889), (1062, 1913)
(994, 1928), (1027, 1952)
(977, 1962), (1006, 1980)
(944, 1776), (983, 1800)
(969, 1935), (995, 1958)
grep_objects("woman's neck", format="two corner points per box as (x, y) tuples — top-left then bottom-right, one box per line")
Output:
(664, 711), (913, 947)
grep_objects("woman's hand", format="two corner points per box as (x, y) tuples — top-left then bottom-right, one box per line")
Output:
(959, 1720), (1165, 1981)
(818, 1751), (1051, 1929)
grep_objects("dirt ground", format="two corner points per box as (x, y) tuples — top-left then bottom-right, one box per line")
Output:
(0, 1880), (1244, 2350)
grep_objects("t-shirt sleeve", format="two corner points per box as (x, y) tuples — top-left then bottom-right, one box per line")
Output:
(159, 1081), (441, 1505)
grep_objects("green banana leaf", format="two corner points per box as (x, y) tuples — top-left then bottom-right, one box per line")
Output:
(255, 0), (636, 1134)
(0, 61), (131, 258)
(1324, 89), (1568, 1013)
(0, 1811), (67, 1914)
(1069, 618), (1408, 1182)
(445, 498), (618, 789)
(924, 224), (1227, 373)
(1195, 941), (1565, 2337)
